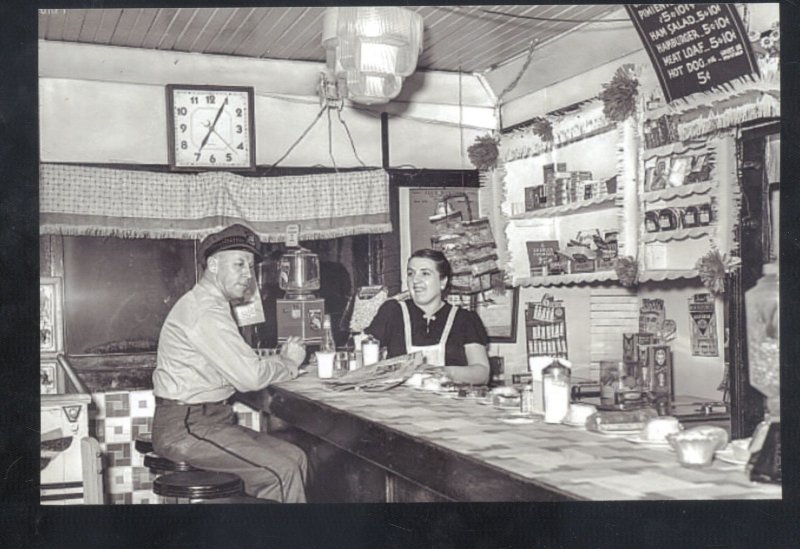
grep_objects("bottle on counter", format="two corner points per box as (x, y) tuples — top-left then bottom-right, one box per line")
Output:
(317, 315), (336, 379)
(542, 359), (571, 424)
(520, 383), (534, 416)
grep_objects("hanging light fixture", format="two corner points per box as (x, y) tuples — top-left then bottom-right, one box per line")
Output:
(322, 6), (424, 105)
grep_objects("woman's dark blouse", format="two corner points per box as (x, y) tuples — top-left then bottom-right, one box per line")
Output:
(365, 299), (488, 366)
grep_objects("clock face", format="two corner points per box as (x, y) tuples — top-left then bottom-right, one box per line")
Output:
(167, 85), (256, 170)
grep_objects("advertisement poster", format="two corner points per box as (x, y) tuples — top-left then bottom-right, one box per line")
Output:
(689, 293), (718, 356)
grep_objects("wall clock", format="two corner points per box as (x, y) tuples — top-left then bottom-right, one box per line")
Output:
(166, 84), (256, 171)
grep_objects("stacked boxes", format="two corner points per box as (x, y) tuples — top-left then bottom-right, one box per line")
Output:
(523, 163), (603, 211)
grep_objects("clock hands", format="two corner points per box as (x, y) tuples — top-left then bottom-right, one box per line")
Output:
(198, 97), (228, 153)
(204, 124), (238, 154)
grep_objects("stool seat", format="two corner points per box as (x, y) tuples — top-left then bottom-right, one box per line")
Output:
(144, 452), (198, 473)
(134, 434), (153, 455)
(154, 471), (244, 500)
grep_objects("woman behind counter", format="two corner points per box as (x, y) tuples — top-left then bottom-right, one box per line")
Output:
(365, 249), (490, 385)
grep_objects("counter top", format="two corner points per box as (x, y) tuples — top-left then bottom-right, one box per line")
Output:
(241, 374), (781, 502)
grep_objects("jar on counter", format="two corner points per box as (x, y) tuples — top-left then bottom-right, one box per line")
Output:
(745, 262), (780, 417)
(542, 359), (571, 424)
(644, 211), (660, 233)
(658, 208), (679, 231)
(698, 203), (713, 226)
(681, 205), (699, 228)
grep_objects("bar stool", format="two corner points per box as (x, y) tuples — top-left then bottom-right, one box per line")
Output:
(135, 434), (272, 503)
(135, 433), (200, 475)
(154, 471), (243, 503)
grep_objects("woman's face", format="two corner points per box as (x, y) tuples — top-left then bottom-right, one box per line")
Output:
(407, 257), (446, 307)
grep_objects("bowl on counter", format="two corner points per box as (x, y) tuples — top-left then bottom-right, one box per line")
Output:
(562, 403), (597, 427)
(667, 426), (729, 468)
(490, 386), (520, 408)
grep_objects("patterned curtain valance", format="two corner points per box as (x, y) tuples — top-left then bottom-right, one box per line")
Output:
(39, 164), (392, 241)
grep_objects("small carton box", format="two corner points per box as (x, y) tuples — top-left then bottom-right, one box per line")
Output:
(570, 257), (596, 273)
(524, 185), (548, 211)
(646, 345), (673, 398)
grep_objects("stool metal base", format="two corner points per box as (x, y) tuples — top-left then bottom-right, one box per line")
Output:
(154, 471), (244, 501)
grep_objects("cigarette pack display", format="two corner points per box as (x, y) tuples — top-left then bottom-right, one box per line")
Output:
(525, 297), (568, 360)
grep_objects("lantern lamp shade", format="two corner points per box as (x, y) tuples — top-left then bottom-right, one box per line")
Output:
(345, 71), (403, 105)
(321, 6), (423, 104)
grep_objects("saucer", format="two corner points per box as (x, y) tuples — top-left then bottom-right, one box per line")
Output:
(499, 416), (536, 425)
(592, 428), (642, 437)
(715, 447), (749, 466)
(561, 420), (587, 429)
(623, 433), (671, 446)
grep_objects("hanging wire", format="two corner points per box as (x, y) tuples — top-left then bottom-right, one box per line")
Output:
(458, 67), (465, 173)
(497, 39), (538, 105)
(255, 90), (491, 131)
(336, 107), (368, 167)
(327, 107), (338, 172)
(264, 104), (326, 175)
(432, 5), (631, 24)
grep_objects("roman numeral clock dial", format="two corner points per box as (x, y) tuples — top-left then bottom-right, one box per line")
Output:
(166, 85), (256, 171)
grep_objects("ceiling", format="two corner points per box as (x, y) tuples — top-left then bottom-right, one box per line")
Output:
(38, 5), (622, 75)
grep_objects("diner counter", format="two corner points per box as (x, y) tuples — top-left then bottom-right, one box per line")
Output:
(238, 374), (781, 502)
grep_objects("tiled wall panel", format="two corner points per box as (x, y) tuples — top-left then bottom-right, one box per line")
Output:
(89, 390), (261, 504)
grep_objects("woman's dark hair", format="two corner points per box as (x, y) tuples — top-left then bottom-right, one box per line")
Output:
(409, 248), (452, 296)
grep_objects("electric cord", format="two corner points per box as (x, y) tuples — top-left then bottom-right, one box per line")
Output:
(264, 104), (327, 175)
(337, 108), (368, 167)
(432, 5), (630, 24)
(497, 39), (538, 105)
(327, 107), (338, 172)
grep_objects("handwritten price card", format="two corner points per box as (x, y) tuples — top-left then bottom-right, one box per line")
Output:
(625, 4), (759, 102)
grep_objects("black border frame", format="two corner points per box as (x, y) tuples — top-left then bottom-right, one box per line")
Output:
(477, 285), (519, 343)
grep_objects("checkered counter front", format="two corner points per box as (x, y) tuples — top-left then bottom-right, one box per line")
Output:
(266, 374), (781, 501)
(89, 390), (262, 504)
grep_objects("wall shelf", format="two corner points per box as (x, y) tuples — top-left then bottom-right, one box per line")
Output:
(638, 269), (699, 283)
(509, 194), (618, 220)
(516, 270), (618, 288)
(643, 139), (707, 159)
(642, 181), (715, 202)
(642, 226), (712, 244)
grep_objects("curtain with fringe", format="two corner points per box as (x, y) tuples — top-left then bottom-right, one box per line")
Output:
(40, 164), (392, 241)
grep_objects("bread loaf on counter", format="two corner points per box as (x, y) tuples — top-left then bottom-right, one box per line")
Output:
(585, 408), (659, 432)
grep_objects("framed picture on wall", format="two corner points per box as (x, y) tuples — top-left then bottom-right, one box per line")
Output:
(40, 277), (64, 355)
(474, 286), (519, 343)
(40, 360), (58, 395)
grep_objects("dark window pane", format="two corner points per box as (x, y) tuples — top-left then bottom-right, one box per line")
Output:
(62, 236), (197, 354)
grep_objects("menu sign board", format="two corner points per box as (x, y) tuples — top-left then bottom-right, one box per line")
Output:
(624, 4), (759, 103)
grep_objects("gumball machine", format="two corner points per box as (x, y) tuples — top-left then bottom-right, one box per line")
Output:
(744, 262), (780, 483)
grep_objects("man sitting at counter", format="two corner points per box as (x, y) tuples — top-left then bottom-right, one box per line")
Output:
(365, 249), (490, 385)
(151, 224), (308, 503)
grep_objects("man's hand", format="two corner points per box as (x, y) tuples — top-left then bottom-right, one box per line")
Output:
(280, 336), (307, 374)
